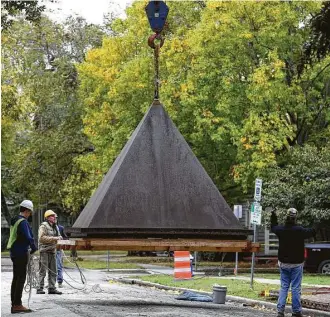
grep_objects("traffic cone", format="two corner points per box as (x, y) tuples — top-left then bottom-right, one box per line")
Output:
(174, 251), (192, 279)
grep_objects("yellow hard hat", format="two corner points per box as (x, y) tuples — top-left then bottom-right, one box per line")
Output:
(44, 210), (56, 219)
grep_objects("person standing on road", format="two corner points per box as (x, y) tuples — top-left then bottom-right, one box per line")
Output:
(271, 208), (315, 317)
(55, 215), (67, 288)
(7, 199), (37, 314)
(37, 210), (63, 295)
(189, 253), (194, 277)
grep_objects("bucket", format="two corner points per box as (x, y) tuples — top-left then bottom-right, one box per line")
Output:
(213, 285), (227, 304)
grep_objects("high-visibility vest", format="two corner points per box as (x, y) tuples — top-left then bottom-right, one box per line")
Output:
(7, 218), (25, 249)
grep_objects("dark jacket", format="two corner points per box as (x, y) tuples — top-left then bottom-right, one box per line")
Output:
(10, 215), (37, 258)
(58, 224), (68, 239)
(271, 211), (315, 264)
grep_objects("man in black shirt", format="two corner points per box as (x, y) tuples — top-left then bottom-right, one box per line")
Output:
(271, 208), (315, 317)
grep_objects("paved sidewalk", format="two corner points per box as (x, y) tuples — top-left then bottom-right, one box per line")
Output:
(2, 257), (329, 316)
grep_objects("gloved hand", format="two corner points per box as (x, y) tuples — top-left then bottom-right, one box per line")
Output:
(57, 236), (63, 240)
(270, 210), (278, 226)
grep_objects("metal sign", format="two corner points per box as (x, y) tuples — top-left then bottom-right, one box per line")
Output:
(233, 205), (242, 219)
(250, 202), (262, 225)
(254, 178), (262, 202)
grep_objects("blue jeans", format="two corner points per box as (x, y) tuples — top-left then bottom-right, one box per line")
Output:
(277, 265), (303, 313)
(56, 250), (63, 284)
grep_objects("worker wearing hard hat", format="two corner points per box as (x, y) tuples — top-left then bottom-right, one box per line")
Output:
(271, 208), (315, 317)
(7, 199), (37, 314)
(37, 210), (63, 295)
(55, 214), (67, 288)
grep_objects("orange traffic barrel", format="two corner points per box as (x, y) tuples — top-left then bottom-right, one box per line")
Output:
(174, 251), (192, 279)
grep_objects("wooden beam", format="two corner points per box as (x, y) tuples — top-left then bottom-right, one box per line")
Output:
(57, 238), (260, 253)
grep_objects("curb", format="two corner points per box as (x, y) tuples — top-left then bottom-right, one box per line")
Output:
(109, 277), (330, 317)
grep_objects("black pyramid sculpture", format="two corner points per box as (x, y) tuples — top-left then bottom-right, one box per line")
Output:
(69, 102), (250, 239)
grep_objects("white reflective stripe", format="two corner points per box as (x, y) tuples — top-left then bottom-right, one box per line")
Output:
(174, 257), (190, 262)
(174, 268), (192, 273)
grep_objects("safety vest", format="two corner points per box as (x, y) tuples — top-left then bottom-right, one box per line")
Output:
(7, 218), (25, 249)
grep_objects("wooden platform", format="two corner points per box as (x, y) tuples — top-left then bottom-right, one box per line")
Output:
(57, 238), (260, 252)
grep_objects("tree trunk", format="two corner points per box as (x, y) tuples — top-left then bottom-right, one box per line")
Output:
(1, 189), (12, 225)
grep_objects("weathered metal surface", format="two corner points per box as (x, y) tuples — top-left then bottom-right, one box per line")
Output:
(70, 102), (250, 239)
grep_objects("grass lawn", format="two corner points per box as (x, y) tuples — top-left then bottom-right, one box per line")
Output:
(124, 259), (276, 269)
(64, 258), (140, 270)
(122, 256), (173, 264)
(137, 275), (277, 300)
(246, 273), (330, 286)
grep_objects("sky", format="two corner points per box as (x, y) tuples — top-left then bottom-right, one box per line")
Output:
(45, 0), (134, 25)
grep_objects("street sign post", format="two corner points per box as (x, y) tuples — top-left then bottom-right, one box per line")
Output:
(250, 178), (262, 289)
(250, 202), (262, 225)
(254, 178), (262, 202)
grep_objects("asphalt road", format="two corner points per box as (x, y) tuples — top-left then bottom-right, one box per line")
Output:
(3, 257), (329, 317)
(1, 260), (276, 317)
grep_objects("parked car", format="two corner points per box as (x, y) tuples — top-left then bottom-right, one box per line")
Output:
(156, 251), (174, 257)
(127, 251), (157, 257)
(304, 241), (330, 274)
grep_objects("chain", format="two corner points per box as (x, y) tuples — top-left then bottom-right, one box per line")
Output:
(148, 34), (164, 101)
(145, 0), (168, 100)
(154, 44), (160, 100)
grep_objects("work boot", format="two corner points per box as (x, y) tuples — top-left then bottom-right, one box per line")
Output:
(11, 305), (32, 313)
(292, 313), (303, 317)
(48, 289), (62, 295)
(36, 288), (45, 294)
(277, 312), (285, 317)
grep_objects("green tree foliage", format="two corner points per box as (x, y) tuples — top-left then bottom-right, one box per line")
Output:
(2, 1), (330, 222)
(1, 15), (104, 212)
(300, 1), (330, 72)
(263, 145), (330, 238)
(77, 1), (329, 209)
(1, 0), (46, 30)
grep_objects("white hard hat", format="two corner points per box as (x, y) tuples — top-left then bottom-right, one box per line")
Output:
(287, 208), (298, 218)
(20, 200), (34, 212)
